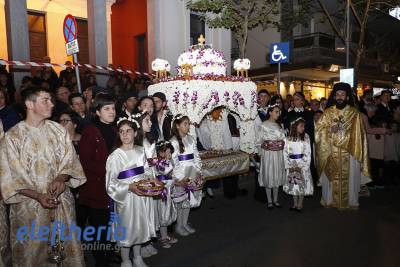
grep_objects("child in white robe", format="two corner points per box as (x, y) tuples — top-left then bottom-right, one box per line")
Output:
(170, 114), (203, 236)
(153, 140), (178, 248)
(134, 111), (159, 257)
(257, 103), (286, 209)
(283, 117), (314, 211)
(106, 117), (156, 267)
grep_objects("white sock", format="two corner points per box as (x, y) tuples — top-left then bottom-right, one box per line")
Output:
(182, 208), (190, 227)
(265, 188), (272, 204)
(273, 187), (279, 203)
(298, 195), (304, 208)
(160, 226), (168, 240)
(177, 205), (184, 228)
(133, 245), (141, 259)
(121, 247), (131, 262)
(293, 196), (298, 207)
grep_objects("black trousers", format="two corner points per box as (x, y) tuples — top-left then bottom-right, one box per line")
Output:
(76, 204), (112, 267)
(370, 158), (384, 185)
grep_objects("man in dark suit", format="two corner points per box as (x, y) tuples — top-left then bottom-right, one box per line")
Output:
(151, 92), (172, 141)
(376, 90), (393, 123)
(257, 89), (270, 121)
(253, 89), (270, 202)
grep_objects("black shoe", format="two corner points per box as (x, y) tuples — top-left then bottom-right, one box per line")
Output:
(273, 202), (282, 208)
(238, 189), (248, 196)
(289, 206), (296, 211)
(267, 203), (274, 210)
(295, 207), (303, 212)
(367, 182), (376, 189)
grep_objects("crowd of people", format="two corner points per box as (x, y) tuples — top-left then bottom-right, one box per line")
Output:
(0, 64), (399, 267)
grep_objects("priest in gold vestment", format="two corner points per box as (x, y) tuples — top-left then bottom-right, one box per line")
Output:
(315, 83), (371, 209)
(0, 88), (87, 266)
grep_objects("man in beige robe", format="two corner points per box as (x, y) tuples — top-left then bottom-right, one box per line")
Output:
(0, 119), (12, 266)
(0, 88), (87, 266)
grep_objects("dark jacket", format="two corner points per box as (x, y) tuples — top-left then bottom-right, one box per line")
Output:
(79, 124), (116, 209)
(151, 112), (172, 141)
(0, 106), (21, 132)
(284, 109), (315, 142)
(376, 103), (393, 123)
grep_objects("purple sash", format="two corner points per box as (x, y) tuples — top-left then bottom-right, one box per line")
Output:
(157, 175), (171, 181)
(118, 166), (144, 179)
(178, 153), (194, 161)
(289, 154), (304, 159)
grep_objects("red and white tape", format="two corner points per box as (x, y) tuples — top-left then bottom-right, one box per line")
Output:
(0, 59), (154, 77)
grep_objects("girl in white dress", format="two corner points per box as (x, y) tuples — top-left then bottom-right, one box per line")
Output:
(283, 117), (313, 211)
(106, 117), (156, 267)
(135, 111), (159, 258)
(153, 141), (178, 248)
(170, 114), (203, 236)
(257, 103), (286, 209)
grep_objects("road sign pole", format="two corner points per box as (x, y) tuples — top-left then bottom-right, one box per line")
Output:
(277, 62), (281, 94)
(73, 53), (82, 93)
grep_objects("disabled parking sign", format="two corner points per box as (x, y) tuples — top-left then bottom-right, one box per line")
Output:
(269, 42), (290, 64)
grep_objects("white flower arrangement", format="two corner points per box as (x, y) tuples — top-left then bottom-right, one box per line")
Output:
(148, 80), (258, 153)
(151, 58), (171, 72)
(177, 47), (227, 76)
(233, 58), (251, 71)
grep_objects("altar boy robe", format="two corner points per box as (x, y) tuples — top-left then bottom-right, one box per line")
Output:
(106, 147), (157, 246)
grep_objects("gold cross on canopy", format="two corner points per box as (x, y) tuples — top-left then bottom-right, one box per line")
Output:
(197, 34), (205, 45)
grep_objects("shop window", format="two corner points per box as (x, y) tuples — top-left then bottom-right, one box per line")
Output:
(76, 19), (89, 64)
(27, 11), (47, 62)
(136, 34), (147, 72)
(190, 13), (205, 45)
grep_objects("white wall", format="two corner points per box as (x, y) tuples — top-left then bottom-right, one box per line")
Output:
(147, 0), (231, 74)
(245, 26), (281, 69)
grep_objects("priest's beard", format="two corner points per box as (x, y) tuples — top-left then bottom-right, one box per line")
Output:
(335, 99), (347, 109)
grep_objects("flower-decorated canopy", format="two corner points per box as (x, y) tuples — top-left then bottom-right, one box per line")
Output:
(148, 78), (258, 153)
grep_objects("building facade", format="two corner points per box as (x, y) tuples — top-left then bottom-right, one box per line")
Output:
(0, 0), (232, 87)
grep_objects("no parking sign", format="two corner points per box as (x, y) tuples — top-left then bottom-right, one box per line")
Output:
(63, 14), (79, 56)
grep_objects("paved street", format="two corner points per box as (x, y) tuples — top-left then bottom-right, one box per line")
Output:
(102, 173), (400, 267)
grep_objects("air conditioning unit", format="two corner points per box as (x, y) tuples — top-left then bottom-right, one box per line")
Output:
(383, 63), (390, 73)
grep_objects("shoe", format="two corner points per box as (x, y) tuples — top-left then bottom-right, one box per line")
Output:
(175, 225), (189, 236)
(375, 184), (385, 189)
(146, 244), (158, 255)
(273, 202), (282, 208)
(184, 223), (196, 234)
(133, 256), (148, 267)
(121, 260), (133, 267)
(160, 236), (178, 248)
(289, 206), (296, 211)
(295, 207), (303, 212)
(165, 236), (178, 244)
(206, 188), (215, 198)
(140, 246), (152, 258)
(159, 239), (172, 249)
(267, 203), (274, 210)
(367, 182), (376, 189)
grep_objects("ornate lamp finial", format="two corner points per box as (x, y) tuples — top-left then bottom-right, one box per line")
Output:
(197, 34), (206, 45)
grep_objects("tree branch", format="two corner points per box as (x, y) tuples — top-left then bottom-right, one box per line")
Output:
(350, 1), (362, 27)
(317, 0), (346, 44)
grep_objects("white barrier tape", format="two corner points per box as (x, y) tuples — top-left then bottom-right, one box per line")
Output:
(0, 59), (155, 77)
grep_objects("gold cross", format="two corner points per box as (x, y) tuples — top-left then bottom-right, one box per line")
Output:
(197, 34), (205, 45)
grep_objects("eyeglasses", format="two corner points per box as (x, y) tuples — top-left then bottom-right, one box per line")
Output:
(59, 119), (72, 123)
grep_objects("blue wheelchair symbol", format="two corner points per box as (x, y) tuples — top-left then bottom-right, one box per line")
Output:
(270, 42), (290, 64)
